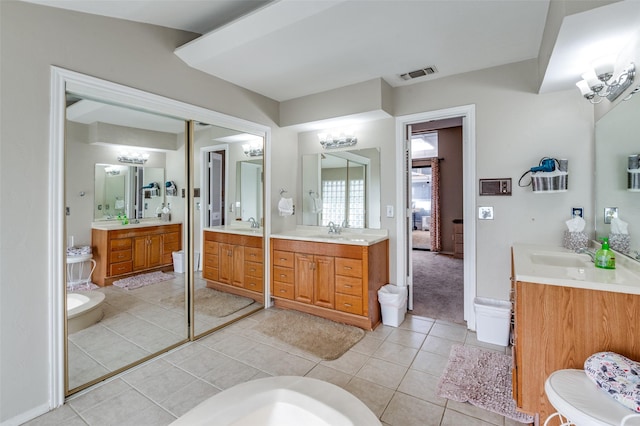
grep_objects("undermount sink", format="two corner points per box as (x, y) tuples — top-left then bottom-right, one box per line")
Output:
(529, 252), (592, 268)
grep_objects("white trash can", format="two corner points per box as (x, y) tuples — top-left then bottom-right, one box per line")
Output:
(172, 251), (184, 273)
(172, 251), (201, 273)
(474, 297), (512, 346)
(378, 284), (407, 327)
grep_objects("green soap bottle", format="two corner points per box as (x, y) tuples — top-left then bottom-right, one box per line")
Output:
(595, 237), (615, 269)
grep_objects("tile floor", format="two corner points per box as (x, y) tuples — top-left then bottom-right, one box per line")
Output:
(32, 309), (523, 426)
(68, 272), (261, 390)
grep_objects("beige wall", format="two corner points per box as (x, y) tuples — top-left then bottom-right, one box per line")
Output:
(1, 1), (597, 424)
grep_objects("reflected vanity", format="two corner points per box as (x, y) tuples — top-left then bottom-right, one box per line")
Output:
(595, 90), (640, 260)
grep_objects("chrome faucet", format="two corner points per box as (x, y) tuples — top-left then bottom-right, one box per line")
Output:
(575, 247), (595, 262)
(327, 221), (341, 234)
(341, 220), (349, 229)
(248, 217), (260, 229)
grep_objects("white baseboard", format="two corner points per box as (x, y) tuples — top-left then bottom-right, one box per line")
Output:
(1, 403), (50, 426)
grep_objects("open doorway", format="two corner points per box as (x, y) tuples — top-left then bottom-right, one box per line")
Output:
(409, 119), (465, 324)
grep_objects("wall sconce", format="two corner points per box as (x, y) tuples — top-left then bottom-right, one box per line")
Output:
(576, 61), (635, 104)
(117, 150), (149, 164)
(318, 131), (357, 149)
(242, 143), (263, 157)
(104, 166), (121, 176)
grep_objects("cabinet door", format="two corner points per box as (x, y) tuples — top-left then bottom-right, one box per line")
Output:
(133, 236), (148, 270)
(294, 253), (314, 304)
(218, 243), (233, 284)
(147, 235), (163, 268)
(231, 244), (244, 288)
(314, 255), (335, 309)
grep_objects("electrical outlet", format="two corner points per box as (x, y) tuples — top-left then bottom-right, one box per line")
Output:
(478, 206), (494, 220)
(386, 205), (394, 218)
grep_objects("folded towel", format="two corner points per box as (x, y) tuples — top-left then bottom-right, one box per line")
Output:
(278, 197), (294, 216)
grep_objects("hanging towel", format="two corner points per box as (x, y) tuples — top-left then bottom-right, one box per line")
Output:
(278, 197), (294, 216)
(310, 193), (323, 214)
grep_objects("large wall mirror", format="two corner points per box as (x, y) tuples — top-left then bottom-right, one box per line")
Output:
(301, 148), (381, 229)
(595, 91), (640, 261)
(62, 79), (268, 395)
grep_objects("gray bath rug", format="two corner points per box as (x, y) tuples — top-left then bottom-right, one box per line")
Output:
(437, 344), (534, 423)
(112, 271), (174, 290)
(254, 310), (364, 360)
(161, 287), (254, 317)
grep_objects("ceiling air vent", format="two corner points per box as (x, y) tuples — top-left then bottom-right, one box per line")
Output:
(400, 66), (438, 81)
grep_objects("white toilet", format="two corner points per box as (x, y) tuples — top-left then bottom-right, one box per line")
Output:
(170, 376), (381, 426)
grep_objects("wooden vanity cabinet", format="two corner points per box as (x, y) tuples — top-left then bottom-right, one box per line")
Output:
(270, 238), (389, 330)
(92, 223), (182, 286)
(512, 278), (640, 422)
(202, 231), (263, 303)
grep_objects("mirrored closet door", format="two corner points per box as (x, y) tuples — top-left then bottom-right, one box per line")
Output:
(64, 94), (189, 394)
(191, 122), (264, 338)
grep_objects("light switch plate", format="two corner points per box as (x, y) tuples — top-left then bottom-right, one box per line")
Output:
(386, 205), (394, 218)
(572, 207), (583, 218)
(479, 206), (494, 220)
(604, 207), (618, 224)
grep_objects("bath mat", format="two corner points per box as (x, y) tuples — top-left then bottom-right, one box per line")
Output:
(437, 345), (533, 423)
(254, 310), (365, 360)
(160, 288), (254, 317)
(112, 271), (174, 290)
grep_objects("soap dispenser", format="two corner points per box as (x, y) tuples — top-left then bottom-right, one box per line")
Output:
(595, 237), (615, 269)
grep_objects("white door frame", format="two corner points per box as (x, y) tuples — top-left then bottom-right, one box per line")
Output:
(395, 105), (477, 329)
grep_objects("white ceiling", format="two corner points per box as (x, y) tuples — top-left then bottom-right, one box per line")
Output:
(24, 0), (551, 102)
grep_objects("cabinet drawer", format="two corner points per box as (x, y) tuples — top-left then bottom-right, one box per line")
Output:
(335, 258), (362, 278)
(111, 238), (131, 251)
(163, 241), (180, 254)
(244, 247), (263, 263)
(203, 253), (219, 269)
(272, 281), (294, 300)
(244, 276), (264, 293)
(335, 275), (363, 297)
(245, 261), (263, 279)
(273, 250), (294, 268)
(110, 261), (132, 276)
(335, 293), (363, 315)
(110, 249), (132, 263)
(273, 266), (294, 284)
(163, 232), (180, 244)
(204, 241), (219, 255)
(203, 266), (218, 281)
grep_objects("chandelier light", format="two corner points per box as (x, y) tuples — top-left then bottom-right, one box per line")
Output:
(576, 60), (636, 104)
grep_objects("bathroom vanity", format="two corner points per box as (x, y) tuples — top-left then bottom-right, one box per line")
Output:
(202, 227), (264, 303)
(511, 244), (640, 423)
(91, 222), (182, 286)
(270, 228), (389, 330)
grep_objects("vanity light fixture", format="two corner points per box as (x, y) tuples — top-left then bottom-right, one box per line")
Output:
(318, 131), (357, 149)
(117, 150), (149, 164)
(576, 61), (635, 104)
(242, 142), (263, 157)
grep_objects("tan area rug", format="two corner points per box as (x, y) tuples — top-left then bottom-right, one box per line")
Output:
(161, 288), (254, 318)
(437, 345), (534, 424)
(254, 310), (365, 360)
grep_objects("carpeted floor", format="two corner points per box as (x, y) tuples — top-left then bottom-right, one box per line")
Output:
(412, 250), (464, 324)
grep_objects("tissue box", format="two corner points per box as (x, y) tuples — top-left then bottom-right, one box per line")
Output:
(609, 233), (631, 254)
(563, 231), (588, 250)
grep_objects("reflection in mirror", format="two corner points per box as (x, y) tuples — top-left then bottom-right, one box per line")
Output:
(193, 123), (264, 337)
(302, 148), (381, 229)
(595, 91), (640, 261)
(65, 94), (188, 394)
(94, 164), (165, 220)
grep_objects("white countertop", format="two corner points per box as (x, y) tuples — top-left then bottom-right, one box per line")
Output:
(512, 243), (640, 295)
(91, 219), (179, 231)
(271, 226), (388, 246)
(204, 223), (263, 236)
